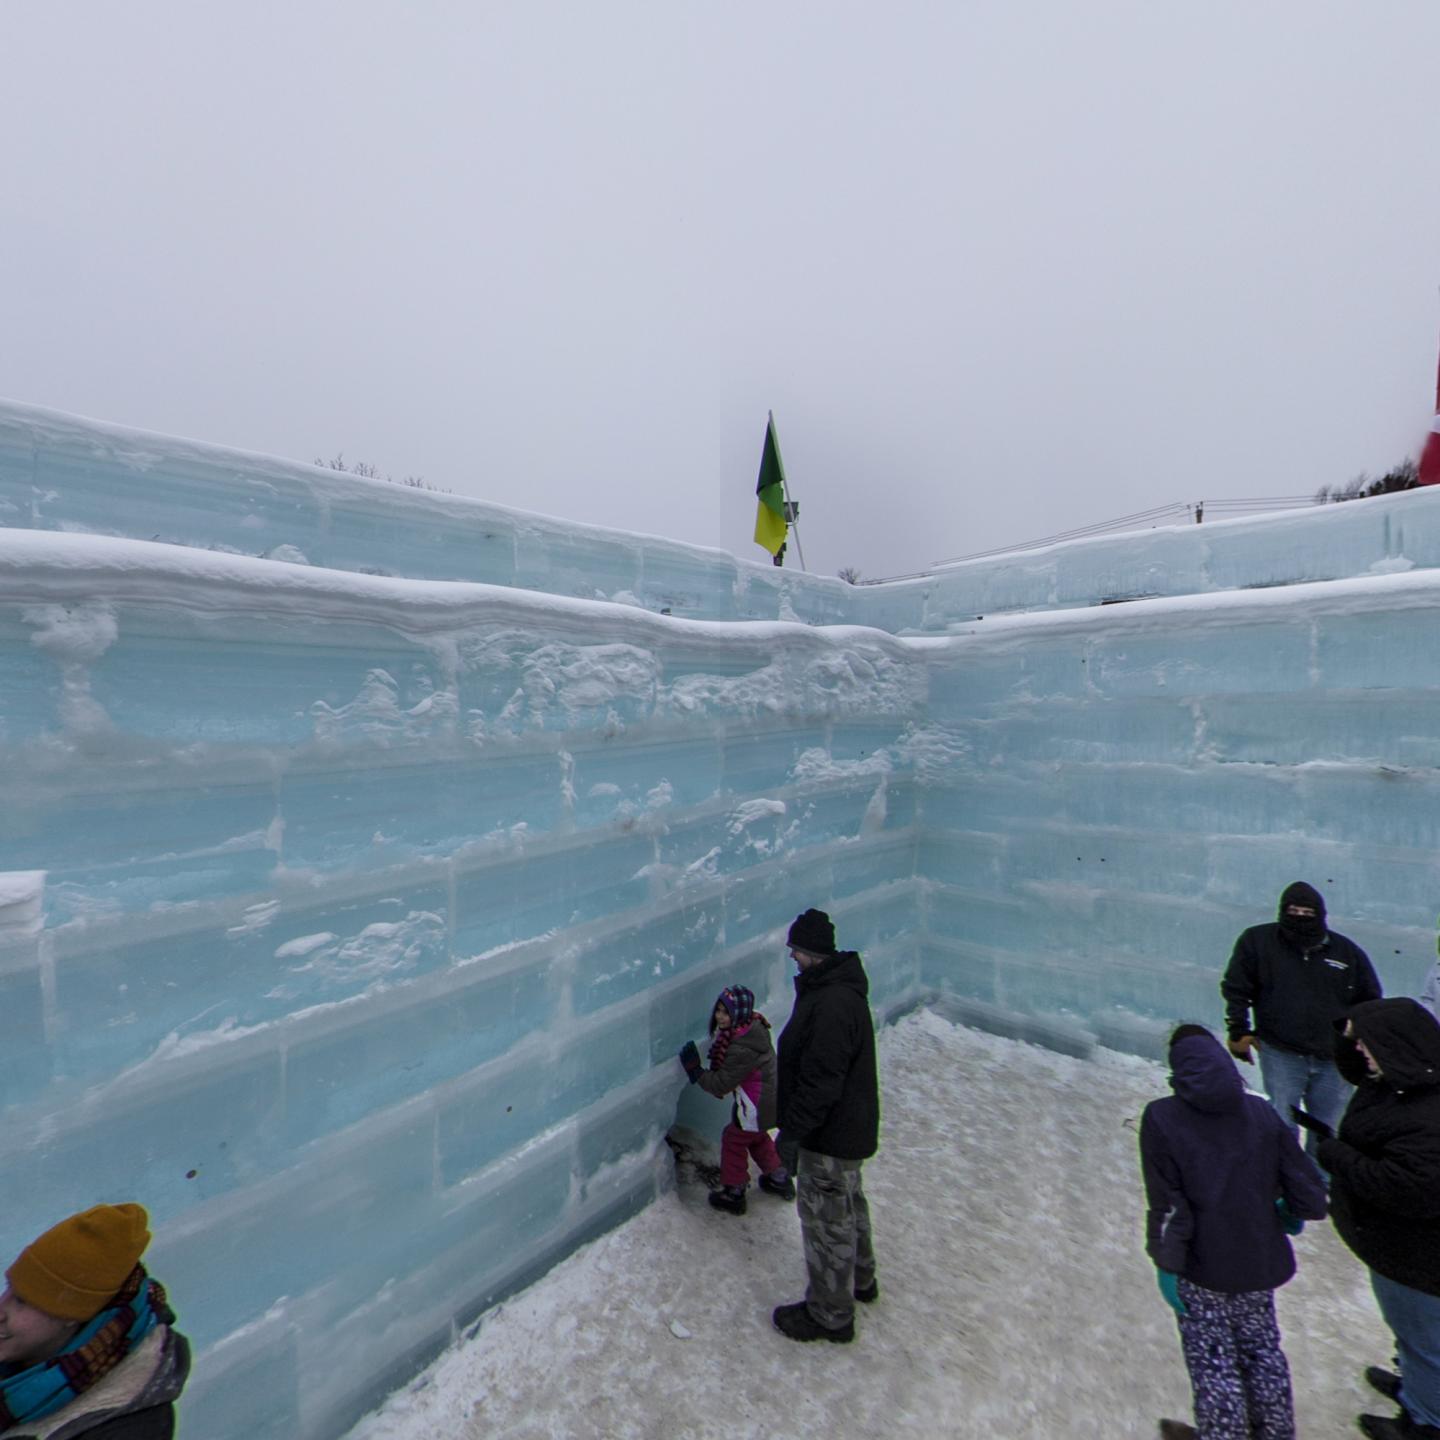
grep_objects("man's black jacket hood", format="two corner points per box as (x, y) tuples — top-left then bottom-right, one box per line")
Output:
(1347, 997), (1440, 1091)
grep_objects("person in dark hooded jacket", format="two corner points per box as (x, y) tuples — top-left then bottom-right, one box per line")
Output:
(770, 908), (880, 1345)
(1140, 1024), (1327, 1440)
(1221, 881), (1381, 1161)
(1311, 998), (1440, 1440)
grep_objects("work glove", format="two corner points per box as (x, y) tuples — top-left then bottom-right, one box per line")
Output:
(1275, 1197), (1305, 1236)
(1156, 1269), (1187, 1318)
(678, 1041), (703, 1083)
(774, 1131), (799, 1179)
(1290, 1106), (1334, 1143)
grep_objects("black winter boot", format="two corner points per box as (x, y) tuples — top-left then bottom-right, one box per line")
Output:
(1157, 1422), (1197, 1440)
(1358, 1412), (1440, 1439)
(758, 1170), (796, 1201)
(707, 1185), (746, 1215)
(772, 1301), (854, 1344)
(854, 1279), (879, 1303)
(1368, 1367), (1404, 1403)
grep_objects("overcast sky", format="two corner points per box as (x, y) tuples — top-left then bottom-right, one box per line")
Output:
(2, 3), (1438, 580)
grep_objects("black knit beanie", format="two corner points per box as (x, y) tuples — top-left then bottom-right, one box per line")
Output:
(787, 908), (836, 955)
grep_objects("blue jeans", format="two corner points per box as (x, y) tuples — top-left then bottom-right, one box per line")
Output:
(1372, 1272), (1440, 1428)
(1257, 1045), (1351, 1165)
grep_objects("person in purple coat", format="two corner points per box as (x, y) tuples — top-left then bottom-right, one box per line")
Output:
(1139, 1024), (1328, 1440)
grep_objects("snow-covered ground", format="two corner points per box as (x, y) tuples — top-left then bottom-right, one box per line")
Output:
(345, 1010), (1390, 1440)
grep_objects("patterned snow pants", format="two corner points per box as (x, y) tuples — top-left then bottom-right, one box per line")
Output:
(797, 1149), (876, 1330)
(1175, 1279), (1295, 1440)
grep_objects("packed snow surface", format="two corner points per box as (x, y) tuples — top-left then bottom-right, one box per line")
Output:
(344, 1010), (1388, 1440)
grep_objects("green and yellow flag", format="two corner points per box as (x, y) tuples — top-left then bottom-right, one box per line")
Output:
(753, 412), (788, 557)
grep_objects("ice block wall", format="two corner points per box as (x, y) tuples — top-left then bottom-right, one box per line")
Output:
(0, 530), (926, 1440)
(6, 397), (1440, 632)
(0, 400), (855, 626)
(3, 396), (1439, 1439)
(920, 573), (1440, 1058)
(852, 488), (1440, 631)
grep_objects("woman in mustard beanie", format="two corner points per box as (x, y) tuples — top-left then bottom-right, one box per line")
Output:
(0, 1204), (189, 1439)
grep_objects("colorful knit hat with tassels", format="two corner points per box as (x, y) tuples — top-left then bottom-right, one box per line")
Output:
(713, 985), (755, 1030)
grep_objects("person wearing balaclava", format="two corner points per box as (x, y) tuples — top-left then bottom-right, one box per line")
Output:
(1220, 882), (1381, 1163)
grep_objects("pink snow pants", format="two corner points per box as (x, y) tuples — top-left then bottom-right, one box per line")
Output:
(719, 1123), (783, 1187)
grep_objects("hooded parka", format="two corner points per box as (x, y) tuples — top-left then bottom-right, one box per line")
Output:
(1319, 997), (1440, 1298)
(1140, 1030), (1327, 1293)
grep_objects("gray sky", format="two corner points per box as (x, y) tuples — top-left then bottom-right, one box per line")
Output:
(2, 2), (1438, 580)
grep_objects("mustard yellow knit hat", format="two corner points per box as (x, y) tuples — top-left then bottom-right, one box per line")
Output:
(7, 1204), (151, 1321)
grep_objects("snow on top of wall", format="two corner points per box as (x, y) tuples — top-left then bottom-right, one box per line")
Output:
(0, 396), (770, 568)
(4, 526), (1439, 651)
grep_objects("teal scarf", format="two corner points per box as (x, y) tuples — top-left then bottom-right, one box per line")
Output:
(0, 1268), (166, 1429)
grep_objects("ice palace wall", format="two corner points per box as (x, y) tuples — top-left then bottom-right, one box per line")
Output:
(1, 398), (1438, 1438)
(5, 397), (1440, 629)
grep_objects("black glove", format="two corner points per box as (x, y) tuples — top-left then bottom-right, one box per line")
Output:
(678, 1041), (703, 1083)
(1290, 1105), (1334, 1142)
(774, 1131), (799, 1178)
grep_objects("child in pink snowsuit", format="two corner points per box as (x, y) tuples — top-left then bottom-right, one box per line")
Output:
(679, 986), (795, 1215)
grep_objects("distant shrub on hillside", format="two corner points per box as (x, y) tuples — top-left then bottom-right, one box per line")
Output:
(314, 453), (449, 492)
(1315, 459), (1418, 504)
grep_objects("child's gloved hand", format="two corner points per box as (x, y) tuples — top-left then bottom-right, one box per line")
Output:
(1275, 1198), (1305, 1236)
(678, 1041), (703, 1082)
(1156, 1269), (1187, 1317)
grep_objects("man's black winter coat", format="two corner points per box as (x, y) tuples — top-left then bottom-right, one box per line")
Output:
(1221, 922), (1380, 1057)
(776, 950), (879, 1159)
(1319, 997), (1440, 1298)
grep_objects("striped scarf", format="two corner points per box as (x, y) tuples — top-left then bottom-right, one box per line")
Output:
(0, 1268), (169, 1429)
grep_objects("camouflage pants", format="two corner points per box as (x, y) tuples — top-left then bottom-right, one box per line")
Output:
(798, 1149), (876, 1330)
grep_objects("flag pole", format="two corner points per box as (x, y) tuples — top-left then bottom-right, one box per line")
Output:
(770, 411), (808, 572)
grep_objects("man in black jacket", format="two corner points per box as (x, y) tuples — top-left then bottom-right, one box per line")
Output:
(1312, 998), (1440, 1440)
(1221, 881), (1381, 1161)
(771, 908), (880, 1344)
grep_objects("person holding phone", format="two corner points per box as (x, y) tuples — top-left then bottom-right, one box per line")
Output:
(1302, 999), (1440, 1440)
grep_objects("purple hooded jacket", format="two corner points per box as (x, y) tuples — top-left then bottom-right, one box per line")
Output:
(1139, 1030), (1327, 1293)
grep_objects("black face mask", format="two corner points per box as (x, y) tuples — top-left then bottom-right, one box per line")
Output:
(1279, 908), (1325, 944)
